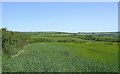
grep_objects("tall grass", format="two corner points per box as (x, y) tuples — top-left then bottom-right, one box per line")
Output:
(3, 42), (118, 72)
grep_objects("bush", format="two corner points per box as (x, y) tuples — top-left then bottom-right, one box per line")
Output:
(31, 38), (53, 43)
(2, 28), (30, 55)
(57, 39), (79, 43)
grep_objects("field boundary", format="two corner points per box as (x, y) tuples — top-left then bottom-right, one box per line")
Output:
(12, 44), (31, 58)
(86, 41), (93, 44)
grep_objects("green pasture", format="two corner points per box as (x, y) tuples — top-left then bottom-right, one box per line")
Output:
(31, 36), (90, 43)
(3, 42), (118, 72)
(28, 32), (73, 37)
(2, 29), (119, 72)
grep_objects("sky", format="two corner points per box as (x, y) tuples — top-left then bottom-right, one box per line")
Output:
(2, 2), (118, 33)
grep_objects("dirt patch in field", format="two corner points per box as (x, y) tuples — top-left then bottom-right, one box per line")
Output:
(12, 50), (24, 58)
(12, 44), (31, 58)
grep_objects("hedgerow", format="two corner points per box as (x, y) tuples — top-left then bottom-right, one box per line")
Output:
(2, 28), (30, 55)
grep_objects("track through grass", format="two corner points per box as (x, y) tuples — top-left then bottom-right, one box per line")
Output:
(3, 42), (118, 72)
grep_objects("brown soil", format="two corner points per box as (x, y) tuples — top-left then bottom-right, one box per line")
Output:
(12, 50), (24, 58)
(12, 44), (31, 58)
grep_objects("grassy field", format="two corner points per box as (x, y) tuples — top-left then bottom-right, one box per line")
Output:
(31, 36), (90, 43)
(3, 42), (118, 72)
(2, 31), (119, 72)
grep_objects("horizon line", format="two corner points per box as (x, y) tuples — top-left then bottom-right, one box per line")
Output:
(1, 28), (118, 33)
(9, 30), (119, 33)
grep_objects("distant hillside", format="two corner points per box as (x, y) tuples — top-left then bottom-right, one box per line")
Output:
(20, 31), (119, 37)
(20, 32), (71, 35)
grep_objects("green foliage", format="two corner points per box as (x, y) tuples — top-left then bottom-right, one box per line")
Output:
(2, 31), (118, 72)
(0, 29), (2, 74)
(76, 35), (119, 42)
(2, 28), (30, 55)
(22, 32), (119, 42)
(3, 42), (118, 72)
(31, 37), (90, 43)
(31, 38), (53, 43)
(20, 32), (72, 37)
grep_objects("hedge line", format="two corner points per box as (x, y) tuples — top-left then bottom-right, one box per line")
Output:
(2, 28), (31, 55)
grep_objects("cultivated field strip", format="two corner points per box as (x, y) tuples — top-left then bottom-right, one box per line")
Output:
(3, 43), (118, 72)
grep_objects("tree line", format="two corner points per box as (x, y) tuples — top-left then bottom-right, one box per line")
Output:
(2, 28), (31, 55)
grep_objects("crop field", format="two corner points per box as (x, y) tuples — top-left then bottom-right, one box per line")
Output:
(31, 36), (90, 43)
(2, 2), (119, 73)
(3, 42), (118, 72)
(2, 29), (119, 72)
(23, 32), (74, 37)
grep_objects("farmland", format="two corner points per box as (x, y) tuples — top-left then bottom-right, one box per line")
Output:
(3, 42), (118, 72)
(2, 29), (119, 72)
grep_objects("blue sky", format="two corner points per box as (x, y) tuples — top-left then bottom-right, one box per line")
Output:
(2, 2), (118, 32)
